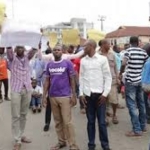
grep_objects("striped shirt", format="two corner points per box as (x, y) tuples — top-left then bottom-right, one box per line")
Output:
(7, 48), (37, 92)
(124, 47), (148, 83)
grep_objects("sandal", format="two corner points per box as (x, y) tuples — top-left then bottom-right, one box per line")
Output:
(117, 104), (125, 109)
(106, 112), (113, 117)
(112, 116), (119, 124)
(50, 143), (67, 150)
(125, 131), (142, 137)
(21, 136), (32, 143)
(13, 143), (21, 150)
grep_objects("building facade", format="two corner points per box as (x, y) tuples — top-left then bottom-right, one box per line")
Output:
(43, 18), (94, 40)
(106, 26), (150, 47)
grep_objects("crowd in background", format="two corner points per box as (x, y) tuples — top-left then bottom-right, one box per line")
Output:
(0, 36), (150, 150)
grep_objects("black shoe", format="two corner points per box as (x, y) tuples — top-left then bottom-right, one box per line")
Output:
(88, 148), (95, 150)
(43, 124), (49, 132)
(38, 108), (41, 113)
(104, 148), (112, 150)
(4, 97), (11, 101)
(32, 109), (36, 113)
(147, 120), (150, 124)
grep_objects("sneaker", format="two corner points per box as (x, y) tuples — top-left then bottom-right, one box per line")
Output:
(37, 108), (41, 113)
(142, 128), (147, 133)
(4, 97), (11, 101)
(32, 108), (36, 113)
(43, 124), (50, 132)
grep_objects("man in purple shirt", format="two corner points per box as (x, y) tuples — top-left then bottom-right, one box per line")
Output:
(43, 44), (79, 150)
(7, 46), (37, 150)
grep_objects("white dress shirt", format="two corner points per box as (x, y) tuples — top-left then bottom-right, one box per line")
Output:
(79, 52), (112, 97)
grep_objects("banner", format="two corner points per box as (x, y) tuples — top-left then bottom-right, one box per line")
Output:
(0, 0), (6, 25)
(49, 32), (58, 48)
(0, 19), (42, 49)
(62, 29), (80, 45)
(0, 31), (42, 49)
(87, 29), (105, 43)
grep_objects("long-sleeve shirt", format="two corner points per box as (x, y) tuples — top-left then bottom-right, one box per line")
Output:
(7, 48), (37, 92)
(79, 52), (112, 97)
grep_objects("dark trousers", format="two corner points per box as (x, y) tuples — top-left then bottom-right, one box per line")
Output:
(85, 93), (109, 149)
(144, 92), (150, 121)
(45, 97), (51, 125)
(0, 79), (9, 98)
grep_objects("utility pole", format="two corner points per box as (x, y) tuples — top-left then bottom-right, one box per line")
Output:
(149, 2), (150, 21)
(98, 15), (106, 31)
(12, 0), (14, 18)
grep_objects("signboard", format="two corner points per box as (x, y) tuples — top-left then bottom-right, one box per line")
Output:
(62, 29), (80, 45)
(0, 19), (42, 49)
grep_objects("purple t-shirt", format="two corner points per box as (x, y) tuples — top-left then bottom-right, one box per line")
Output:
(46, 59), (75, 97)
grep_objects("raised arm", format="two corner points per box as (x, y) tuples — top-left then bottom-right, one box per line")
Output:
(67, 50), (84, 60)
(6, 47), (14, 62)
(27, 48), (38, 60)
(37, 48), (53, 61)
(102, 57), (112, 97)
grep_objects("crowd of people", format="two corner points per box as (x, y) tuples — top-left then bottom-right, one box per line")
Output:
(0, 36), (150, 150)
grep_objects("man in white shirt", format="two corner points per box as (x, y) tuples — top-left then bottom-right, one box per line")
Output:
(79, 40), (112, 150)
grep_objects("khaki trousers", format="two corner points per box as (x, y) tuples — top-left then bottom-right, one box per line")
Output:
(0, 115), (4, 150)
(50, 97), (78, 149)
(11, 89), (31, 144)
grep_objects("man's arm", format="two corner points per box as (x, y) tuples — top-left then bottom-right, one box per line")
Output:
(67, 50), (84, 60)
(70, 75), (76, 97)
(6, 47), (14, 62)
(102, 57), (112, 97)
(37, 48), (53, 61)
(43, 77), (50, 97)
(27, 48), (38, 60)
(79, 59), (84, 96)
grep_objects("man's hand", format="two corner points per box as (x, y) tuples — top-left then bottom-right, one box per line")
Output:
(39, 41), (42, 49)
(98, 95), (107, 106)
(117, 78), (121, 86)
(70, 95), (77, 107)
(119, 74), (122, 81)
(79, 95), (87, 108)
(42, 96), (47, 108)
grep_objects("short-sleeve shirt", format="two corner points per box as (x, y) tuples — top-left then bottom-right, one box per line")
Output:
(0, 57), (8, 80)
(46, 59), (75, 97)
(124, 47), (148, 83)
(32, 85), (42, 94)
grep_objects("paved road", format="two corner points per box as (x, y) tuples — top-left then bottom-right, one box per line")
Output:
(0, 95), (150, 150)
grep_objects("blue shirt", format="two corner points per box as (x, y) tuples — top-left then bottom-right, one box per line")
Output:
(33, 58), (45, 80)
(114, 52), (121, 71)
(142, 58), (150, 84)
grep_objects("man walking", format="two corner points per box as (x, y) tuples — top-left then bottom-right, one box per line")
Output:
(0, 47), (10, 103)
(7, 46), (37, 150)
(79, 39), (112, 150)
(120, 36), (148, 137)
(43, 44), (79, 150)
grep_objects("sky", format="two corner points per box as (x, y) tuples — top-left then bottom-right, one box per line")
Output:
(4, 0), (150, 32)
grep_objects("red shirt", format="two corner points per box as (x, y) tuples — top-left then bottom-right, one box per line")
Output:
(71, 58), (81, 74)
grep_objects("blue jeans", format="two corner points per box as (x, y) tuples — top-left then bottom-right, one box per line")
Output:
(85, 93), (109, 149)
(31, 97), (41, 107)
(144, 92), (150, 121)
(125, 82), (146, 133)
